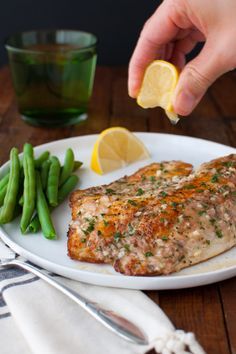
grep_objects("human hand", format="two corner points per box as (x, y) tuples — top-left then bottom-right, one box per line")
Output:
(128, 0), (236, 116)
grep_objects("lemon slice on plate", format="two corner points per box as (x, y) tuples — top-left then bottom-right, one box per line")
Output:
(91, 127), (150, 174)
(137, 60), (179, 124)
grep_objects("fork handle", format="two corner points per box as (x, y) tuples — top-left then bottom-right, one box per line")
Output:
(7, 259), (148, 345)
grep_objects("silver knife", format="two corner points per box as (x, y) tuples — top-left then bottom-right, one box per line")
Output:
(0, 240), (148, 346)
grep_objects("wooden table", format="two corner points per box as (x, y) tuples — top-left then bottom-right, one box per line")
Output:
(0, 66), (235, 354)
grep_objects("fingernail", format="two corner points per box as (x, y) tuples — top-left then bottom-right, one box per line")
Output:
(174, 90), (197, 115)
(128, 82), (138, 98)
(128, 87), (134, 98)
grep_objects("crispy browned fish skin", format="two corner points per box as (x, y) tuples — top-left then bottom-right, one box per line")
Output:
(68, 161), (193, 264)
(68, 155), (236, 276)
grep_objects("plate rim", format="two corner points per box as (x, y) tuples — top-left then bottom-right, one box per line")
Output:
(0, 133), (235, 290)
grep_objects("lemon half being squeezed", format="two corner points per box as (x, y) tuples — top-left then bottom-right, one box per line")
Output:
(137, 60), (179, 124)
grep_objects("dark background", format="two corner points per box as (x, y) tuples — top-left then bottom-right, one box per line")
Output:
(0, 0), (203, 67)
(0, 0), (159, 66)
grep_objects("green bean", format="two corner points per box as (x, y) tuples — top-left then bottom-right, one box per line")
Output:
(73, 160), (83, 172)
(58, 175), (79, 203)
(2, 190), (22, 220)
(28, 214), (41, 233)
(59, 148), (74, 186)
(47, 156), (60, 207)
(34, 151), (50, 168)
(20, 143), (36, 233)
(0, 173), (9, 190)
(0, 148), (20, 223)
(17, 169), (24, 207)
(41, 159), (51, 191)
(0, 184), (7, 207)
(28, 174), (79, 233)
(36, 171), (56, 239)
(19, 194), (24, 206)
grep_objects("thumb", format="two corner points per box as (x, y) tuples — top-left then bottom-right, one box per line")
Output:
(173, 40), (231, 116)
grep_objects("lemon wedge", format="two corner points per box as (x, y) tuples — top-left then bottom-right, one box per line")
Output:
(91, 127), (150, 174)
(137, 60), (179, 124)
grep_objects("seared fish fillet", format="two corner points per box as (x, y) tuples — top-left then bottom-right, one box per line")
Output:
(68, 155), (236, 275)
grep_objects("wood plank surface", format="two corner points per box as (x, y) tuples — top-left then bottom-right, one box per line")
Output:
(219, 279), (236, 354)
(0, 65), (235, 354)
(158, 285), (230, 354)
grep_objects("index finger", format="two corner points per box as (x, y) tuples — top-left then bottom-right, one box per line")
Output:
(128, 1), (180, 98)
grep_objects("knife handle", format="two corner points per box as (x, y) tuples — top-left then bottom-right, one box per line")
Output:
(8, 259), (148, 346)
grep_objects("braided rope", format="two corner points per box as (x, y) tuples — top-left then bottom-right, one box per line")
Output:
(153, 330), (206, 354)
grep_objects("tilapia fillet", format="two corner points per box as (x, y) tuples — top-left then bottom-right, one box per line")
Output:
(68, 155), (236, 275)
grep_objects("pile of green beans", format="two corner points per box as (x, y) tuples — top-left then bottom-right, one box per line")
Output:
(0, 144), (82, 239)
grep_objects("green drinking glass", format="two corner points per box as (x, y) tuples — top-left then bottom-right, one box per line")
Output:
(5, 30), (97, 127)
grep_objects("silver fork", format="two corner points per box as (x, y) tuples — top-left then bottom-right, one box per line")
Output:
(0, 242), (148, 346)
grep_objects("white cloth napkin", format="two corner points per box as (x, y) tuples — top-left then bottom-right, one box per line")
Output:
(0, 243), (206, 354)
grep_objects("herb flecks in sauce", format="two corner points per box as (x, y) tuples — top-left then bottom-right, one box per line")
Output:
(145, 251), (153, 257)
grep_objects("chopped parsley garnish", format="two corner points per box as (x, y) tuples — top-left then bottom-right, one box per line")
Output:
(196, 189), (204, 193)
(160, 163), (164, 171)
(198, 210), (206, 216)
(128, 223), (135, 235)
(171, 202), (178, 208)
(232, 191), (236, 196)
(85, 218), (95, 233)
(124, 244), (130, 252)
(211, 174), (219, 183)
(160, 217), (166, 223)
(128, 199), (137, 206)
(136, 188), (144, 196)
(215, 229), (223, 238)
(184, 184), (195, 189)
(222, 161), (234, 168)
(150, 176), (156, 182)
(160, 191), (168, 198)
(81, 238), (86, 243)
(145, 251), (153, 257)
(86, 225), (94, 233)
(210, 218), (216, 225)
(105, 188), (115, 195)
(141, 175), (147, 182)
(162, 236), (168, 241)
(103, 220), (109, 227)
(114, 231), (122, 241)
(206, 240), (211, 245)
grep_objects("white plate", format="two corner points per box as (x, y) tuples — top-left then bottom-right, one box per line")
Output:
(0, 133), (235, 290)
